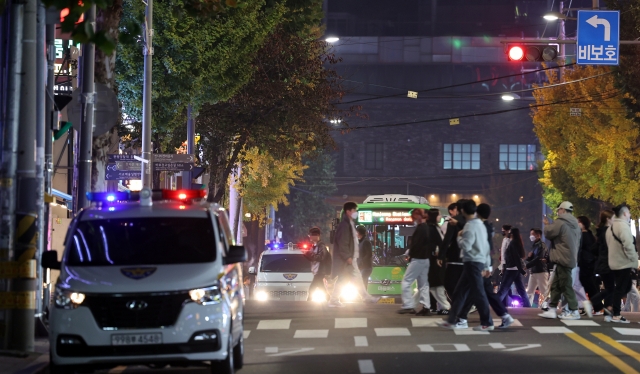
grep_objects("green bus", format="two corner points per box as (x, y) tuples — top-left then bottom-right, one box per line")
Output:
(355, 195), (447, 298)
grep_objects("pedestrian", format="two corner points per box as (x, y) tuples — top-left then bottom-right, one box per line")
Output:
(606, 204), (638, 323)
(498, 224), (513, 306)
(453, 203), (514, 329)
(437, 199), (494, 331)
(356, 225), (373, 293)
(539, 201), (582, 320)
(622, 280), (640, 312)
(590, 210), (615, 317)
(329, 202), (379, 308)
(398, 208), (432, 315)
(497, 228), (532, 307)
(526, 228), (549, 308)
(577, 216), (598, 316)
(303, 227), (330, 302)
(438, 201), (467, 302)
(426, 208), (450, 315)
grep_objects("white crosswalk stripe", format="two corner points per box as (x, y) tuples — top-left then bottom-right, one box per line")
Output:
(257, 319), (291, 330)
(532, 326), (574, 334)
(335, 318), (367, 328)
(294, 330), (329, 338)
(561, 320), (600, 326)
(613, 327), (640, 336)
(374, 328), (411, 336)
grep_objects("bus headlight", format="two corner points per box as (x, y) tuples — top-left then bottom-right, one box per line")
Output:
(189, 284), (222, 305)
(340, 283), (359, 301)
(256, 291), (268, 301)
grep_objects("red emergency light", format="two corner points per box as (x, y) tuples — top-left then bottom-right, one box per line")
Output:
(162, 189), (207, 201)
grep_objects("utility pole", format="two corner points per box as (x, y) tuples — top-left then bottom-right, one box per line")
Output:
(8, 0), (37, 352)
(34, 1), (45, 320)
(43, 9), (55, 309)
(141, 0), (153, 188)
(75, 5), (96, 212)
(559, 1), (565, 80)
(182, 104), (194, 188)
(0, 0), (23, 350)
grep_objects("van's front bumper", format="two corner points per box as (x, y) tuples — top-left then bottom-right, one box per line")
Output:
(50, 301), (231, 366)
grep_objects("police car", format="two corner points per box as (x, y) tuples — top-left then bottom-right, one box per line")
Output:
(41, 189), (246, 374)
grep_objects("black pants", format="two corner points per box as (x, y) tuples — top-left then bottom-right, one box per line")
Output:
(459, 276), (508, 320)
(446, 262), (493, 326)
(579, 266), (599, 301)
(497, 270), (532, 307)
(613, 268), (633, 316)
(444, 264), (464, 302)
(307, 273), (328, 301)
(591, 272), (615, 312)
(360, 267), (373, 293)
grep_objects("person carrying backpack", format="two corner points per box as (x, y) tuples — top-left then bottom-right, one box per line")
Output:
(304, 227), (331, 302)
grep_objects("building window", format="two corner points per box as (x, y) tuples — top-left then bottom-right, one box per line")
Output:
(499, 144), (537, 170)
(443, 144), (480, 170)
(365, 143), (383, 170)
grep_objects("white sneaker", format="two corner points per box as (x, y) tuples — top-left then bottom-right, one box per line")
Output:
(582, 300), (593, 318)
(539, 309), (558, 319)
(604, 315), (613, 323)
(455, 319), (468, 329)
(541, 301), (549, 311)
(559, 310), (581, 320)
(499, 314), (514, 328)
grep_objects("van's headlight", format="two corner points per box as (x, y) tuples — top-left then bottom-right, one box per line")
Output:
(54, 287), (85, 309)
(255, 291), (268, 301)
(189, 284), (222, 305)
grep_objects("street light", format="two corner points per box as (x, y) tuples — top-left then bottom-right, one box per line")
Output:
(501, 93), (521, 101)
(543, 11), (577, 21)
(325, 36), (339, 43)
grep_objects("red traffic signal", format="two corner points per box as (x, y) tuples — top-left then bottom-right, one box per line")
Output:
(507, 44), (558, 62)
(508, 46), (524, 61)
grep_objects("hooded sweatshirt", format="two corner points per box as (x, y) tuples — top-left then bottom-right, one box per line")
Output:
(606, 217), (638, 271)
(457, 218), (491, 271)
(544, 213), (581, 268)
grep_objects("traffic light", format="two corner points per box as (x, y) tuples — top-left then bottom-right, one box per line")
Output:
(507, 44), (558, 62)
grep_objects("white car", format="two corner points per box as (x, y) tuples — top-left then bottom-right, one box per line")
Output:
(249, 248), (314, 301)
(42, 189), (246, 374)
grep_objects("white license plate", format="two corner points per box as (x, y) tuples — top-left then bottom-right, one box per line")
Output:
(111, 333), (162, 346)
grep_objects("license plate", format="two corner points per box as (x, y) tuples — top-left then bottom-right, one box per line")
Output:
(111, 333), (162, 346)
(378, 297), (395, 304)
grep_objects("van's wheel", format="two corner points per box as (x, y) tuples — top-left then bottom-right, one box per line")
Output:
(211, 333), (234, 374)
(233, 334), (244, 369)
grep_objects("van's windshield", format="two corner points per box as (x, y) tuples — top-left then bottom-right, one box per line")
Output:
(260, 254), (311, 273)
(66, 217), (216, 266)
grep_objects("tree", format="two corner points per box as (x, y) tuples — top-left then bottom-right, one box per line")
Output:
(531, 65), (640, 214)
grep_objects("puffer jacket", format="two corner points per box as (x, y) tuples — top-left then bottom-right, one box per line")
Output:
(544, 213), (581, 268)
(526, 240), (548, 274)
(606, 217), (638, 271)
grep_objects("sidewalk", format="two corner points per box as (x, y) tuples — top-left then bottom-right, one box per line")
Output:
(1, 338), (49, 374)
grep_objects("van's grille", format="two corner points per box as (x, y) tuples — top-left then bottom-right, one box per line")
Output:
(83, 292), (188, 329)
(267, 291), (308, 298)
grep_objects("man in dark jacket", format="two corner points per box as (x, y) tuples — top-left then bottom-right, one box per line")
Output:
(304, 227), (330, 301)
(438, 201), (467, 302)
(526, 228), (549, 308)
(398, 208), (432, 314)
(356, 225), (373, 292)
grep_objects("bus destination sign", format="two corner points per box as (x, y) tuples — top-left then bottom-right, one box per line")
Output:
(358, 210), (412, 223)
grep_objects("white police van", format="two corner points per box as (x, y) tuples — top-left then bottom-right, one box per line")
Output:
(42, 189), (246, 374)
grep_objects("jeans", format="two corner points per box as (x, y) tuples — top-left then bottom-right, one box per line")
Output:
(613, 268), (633, 316)
(549, 264), (578, 310)
(623, 280), (640, 312)
(360, 267), (373, 294)
(447, 262), (493, 327)
(444, 264), (464, 302)
(459, 276), (507, 320)
(591, 272), (615, 312)
(497, 270), (532, 307)
(527, 272), (549, 306)
(307, 273), (328, 301)
(402, 258), (430, 309)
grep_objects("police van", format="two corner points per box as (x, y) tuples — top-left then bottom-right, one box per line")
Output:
(249, 244), (314, 302)
(42, 189), (246, 374)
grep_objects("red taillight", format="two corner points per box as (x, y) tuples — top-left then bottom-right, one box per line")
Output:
(303, 244), (308, 249)
(162, 189), (207, 201)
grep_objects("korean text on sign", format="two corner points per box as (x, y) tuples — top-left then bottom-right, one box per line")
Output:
(578, 45), (617, 62)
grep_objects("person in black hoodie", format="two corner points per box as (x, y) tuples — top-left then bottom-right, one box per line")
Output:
(577, 216), (598, 313)
(438, 201), (467, 302)
(590, 210), (615, 316)
(425, 209), (450, 315)
(526, 228), (549, 308)
(356, 225), (373, 292)
(497, 228), (532, 307)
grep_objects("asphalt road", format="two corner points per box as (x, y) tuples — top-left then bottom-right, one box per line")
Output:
(52, 301), (640, 374)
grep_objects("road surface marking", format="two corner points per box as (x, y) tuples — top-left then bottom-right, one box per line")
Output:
(257, 319), (291, 330)
(294, 330), (329, 338)
(492, 318), (523, 327)
(565, 332), (640, 374)
(265, 347), (278, 353)
(593, 333), (640, 364)
(561, 320), (601, 327)
(418, 344), (470, 352)
(358, 359), (375, 373)
(243, 330), (251, 339)
(374, 328), (410, 336)
(484, 343), (541, 351)
(532, 326), (573, 334)
(355, 336), (369, 347)
(269, 348), (315, 357)
(411, 318), (439, 327)
(454, 328), (490, 335)
(617, 340), (640, 344)
(488, 343), (506, 349)
(335, 318), (367, 328)
(613, 328), (640, 336)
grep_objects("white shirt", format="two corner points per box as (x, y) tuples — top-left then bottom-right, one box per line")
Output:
(500, 237), (517, 270)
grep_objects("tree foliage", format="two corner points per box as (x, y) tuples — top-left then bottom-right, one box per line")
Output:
(531, 65), (640, 214)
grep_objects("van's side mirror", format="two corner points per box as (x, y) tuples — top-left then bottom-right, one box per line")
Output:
(223, 245), (247, 265)
(248, 267), (256, 275)
(42, 250), (61, 270)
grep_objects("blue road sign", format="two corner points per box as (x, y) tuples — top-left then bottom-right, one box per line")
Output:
(577, 10), (620, 65)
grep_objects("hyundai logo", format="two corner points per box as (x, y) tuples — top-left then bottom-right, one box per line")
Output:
(381, 279), (391, 286)
(125, 300), (148, 311)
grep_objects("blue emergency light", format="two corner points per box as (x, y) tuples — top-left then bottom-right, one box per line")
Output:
(86, 191), (131, 203)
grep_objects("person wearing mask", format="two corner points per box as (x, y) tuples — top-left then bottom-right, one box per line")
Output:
(398, 209), (432, 314)
(426, 209), (450, 315)
(577, 216), (598, 316)
(303, 227), (330, 302)
(438, 201), (467, 302)
(590, 210), (615, 318)
(497, 228), (532, 307)
(526, 229), (549, 308)
(438, 200), (494, 331)
(539, 201), (582, 320)
(356, 225), (373, 293)
(329, 202), (379, 308)
(606, 204), (638, 323)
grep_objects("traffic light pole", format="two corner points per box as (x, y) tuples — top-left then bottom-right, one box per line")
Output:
(559, 1), (565, 80)
(141, 0), (153, 188)
(35, 1), (45, 319)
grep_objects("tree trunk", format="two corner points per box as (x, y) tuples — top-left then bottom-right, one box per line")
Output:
(92, 0), (123, 192)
